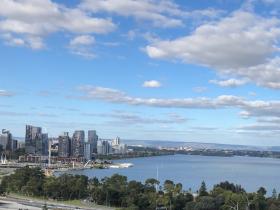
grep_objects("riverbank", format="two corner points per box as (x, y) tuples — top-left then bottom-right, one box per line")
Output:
(95, 150), (175, 160)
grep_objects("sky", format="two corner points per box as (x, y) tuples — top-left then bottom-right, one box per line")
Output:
(0, 0), (280, 146)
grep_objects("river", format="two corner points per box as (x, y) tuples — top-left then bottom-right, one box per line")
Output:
(59, 154), (280, 194)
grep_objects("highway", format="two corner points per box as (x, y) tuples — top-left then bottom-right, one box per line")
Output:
(0, 196), (115, 210)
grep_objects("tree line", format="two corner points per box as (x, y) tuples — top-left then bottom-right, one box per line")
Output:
(0, 167), (280, 210)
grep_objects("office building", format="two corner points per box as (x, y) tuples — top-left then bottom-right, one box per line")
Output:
(88, 130), (98, 154)
(0, 129), (13, 151)
(58, 132), (71, 157)
(72, 130), (85, 157)
(84, 143), (91, 160)
(112, 136), (120, 146)
(25, 125), (42, 154)
(12, 139), (18, 151)
(42, 133), (49, 155)
(97, 139), (112, 155)
(111, 137), (127, 154)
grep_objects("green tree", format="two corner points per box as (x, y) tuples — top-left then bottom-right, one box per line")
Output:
(272, 189), (277, 200)
(257, 187), (267, 196)
(199, 181), (208, 196)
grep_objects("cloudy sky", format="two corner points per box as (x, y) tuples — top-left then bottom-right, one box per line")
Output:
(0, 0), (280, 145)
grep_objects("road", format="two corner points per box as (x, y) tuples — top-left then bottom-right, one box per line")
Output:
(0, 196), (115, 210)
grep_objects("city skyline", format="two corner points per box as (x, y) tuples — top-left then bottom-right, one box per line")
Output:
(0, 0), (280, 146)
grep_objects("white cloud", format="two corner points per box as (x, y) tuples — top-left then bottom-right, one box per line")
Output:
(241, 57), (280, 89)
(238, 124), (280, 131)
(80, 0), (184, 28)
(77, 86), (280, 120)
(80, 0), (224, 28)
(125, 30), (137, 41)
(257, 117), (280, 124)
(142, 80), (162, 88)
(1, 33), (25, 47)
(0, 90), (14, 97)
(185, 8), (224, 19)
(145, 11), (280, 89)
(209, 79), (248, 87)
(82, 111), (188, 125)
(70, 35), (95, 46)
(0, 0), (116, 49)
(192, 86), (208, 93)
(1, 33), (45, 49)
(69, 35), (96, 58)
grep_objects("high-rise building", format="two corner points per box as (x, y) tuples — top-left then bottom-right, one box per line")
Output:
(97, 139), (112, 155)
(25, 125), (42, 154)
(84, 143), (91, 160)
(111, 137), (127, 154)
(112, 136), (120, 146)
(0, 129), (13, 151)
(72, 130), (85, 157)
(113, 143), (128, 154)
(12, 139), (18, 151)
(97, 140), (103, 155)
(42, 133), (49, 156)
(58, 132), (71, 157)
(88, 130), (98, 154)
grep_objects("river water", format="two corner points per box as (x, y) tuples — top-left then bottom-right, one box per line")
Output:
(60, 154), (280, 194)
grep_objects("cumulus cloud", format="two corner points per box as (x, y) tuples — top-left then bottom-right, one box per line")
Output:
(70, 35), (95, 46)
(80, 0), (184, 28)
(185, 8), (225, 20)
(78, 85), (239, 109)
(142, 80), (162, 88)
(77, 85), (280, 119)
(209, 79), (248, 87)
(1, 33), (25, 47)
(145, 11), (280, 89)
(0, 0), (116, 49)
(69, 35), (96, 58)
(80, 0), (224, 28)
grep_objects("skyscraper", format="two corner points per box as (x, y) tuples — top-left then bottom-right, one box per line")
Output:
(0, 129), (12, 151)
(97, 139), (112, 155)
(25, 125), (42, 154)
(84, 143), (91, 160)
(12, 139), (18, 152)
(58, 132), (71, 157)
(72, 130), (85, 157)
(112, 136), (120, 146)
(88, 130), (98, 154)
(42, 133), (49, 156)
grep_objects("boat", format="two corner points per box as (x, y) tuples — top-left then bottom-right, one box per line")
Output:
(109, 163), (134, 169)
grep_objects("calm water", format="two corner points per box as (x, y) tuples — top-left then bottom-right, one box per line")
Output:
(61, 155), (280, 194)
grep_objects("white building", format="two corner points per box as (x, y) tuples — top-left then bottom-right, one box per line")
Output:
(111, 137), (128, 154)
(97, 140), (112, 155)
(112, 136), (120, 146)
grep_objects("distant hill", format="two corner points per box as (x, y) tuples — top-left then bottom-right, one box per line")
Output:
(123, 139), (280, 152)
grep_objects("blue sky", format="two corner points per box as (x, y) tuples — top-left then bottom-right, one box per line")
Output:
(0, 0), (280, 146)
